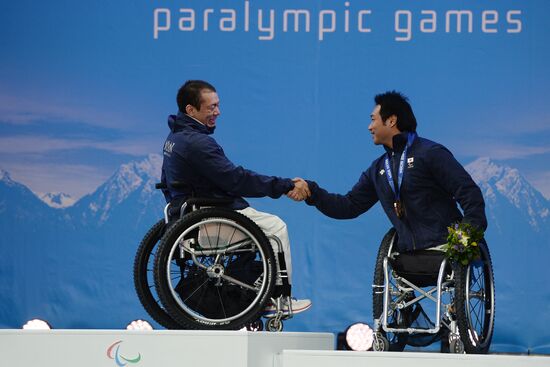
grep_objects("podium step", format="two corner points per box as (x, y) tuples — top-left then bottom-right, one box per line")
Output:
(2, 330), (547, 367)
(0, 329), (334, 367)
(276, 350), (550, 367)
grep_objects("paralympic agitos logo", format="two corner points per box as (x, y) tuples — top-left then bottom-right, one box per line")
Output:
(106, 340), (142, 366)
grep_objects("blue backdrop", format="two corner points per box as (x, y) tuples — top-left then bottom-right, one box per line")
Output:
(1, 0), (549, 354)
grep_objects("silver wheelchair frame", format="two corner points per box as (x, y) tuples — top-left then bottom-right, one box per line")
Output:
(161, 201), (297, 331)
(380, 255), (453, 336)
(372, 230), (495, 353)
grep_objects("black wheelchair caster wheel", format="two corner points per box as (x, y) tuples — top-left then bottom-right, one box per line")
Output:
(245, 319), (264, 331)
(450, 338), (465, 354)
(372, 332), (390, 351)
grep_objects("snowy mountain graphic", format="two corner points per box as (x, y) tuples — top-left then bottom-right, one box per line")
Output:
(39, 192), (75, 208)
(0, 168), (60, 222)
(466, 157), (549, 233)
(69, 153), (164, 228)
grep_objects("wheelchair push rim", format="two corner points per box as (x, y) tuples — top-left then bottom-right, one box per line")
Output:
(155, 208), (276, 329)
(456, 243), (495, 353)
(167, 218), (270, 323)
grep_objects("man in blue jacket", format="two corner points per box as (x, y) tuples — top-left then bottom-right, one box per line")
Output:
(161, 80), (311, 315)
(294, 91), (487, 253)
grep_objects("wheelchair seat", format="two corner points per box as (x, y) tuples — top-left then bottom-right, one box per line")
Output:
(389, 249), (450, 288)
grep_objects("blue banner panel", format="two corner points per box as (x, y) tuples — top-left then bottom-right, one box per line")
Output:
(0, 0), (548, 353)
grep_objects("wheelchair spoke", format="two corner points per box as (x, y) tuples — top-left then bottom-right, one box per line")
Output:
(225, 227), (238, 248)
(470, 268), (479, 283)
(201, 221), (213, 249)
(215, 222), (222, 249)
(469, 296), (482, 312)
(170, 270), (183, 278)
(182, 277), (211, 303)
(216, 286), (228, 319)
(471, 268), (483, 290)
(470, 300), (483, 330)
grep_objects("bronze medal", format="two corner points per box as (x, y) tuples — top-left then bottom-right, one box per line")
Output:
(394, 200), (404, 218)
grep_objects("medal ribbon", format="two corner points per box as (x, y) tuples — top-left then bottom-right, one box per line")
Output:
(383, 132), (416, 203)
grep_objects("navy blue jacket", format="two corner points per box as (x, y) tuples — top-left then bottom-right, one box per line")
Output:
(306, 132), (487, 252)
(161, 112), (294, 209)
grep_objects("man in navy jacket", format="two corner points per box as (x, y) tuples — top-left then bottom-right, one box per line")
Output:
(295, 91), (487, 253)
(161, 80), (311, 315)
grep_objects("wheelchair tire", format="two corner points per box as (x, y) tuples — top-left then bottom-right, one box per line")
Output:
(133, 219), (182, 329)
(454, 241), (495, 354)
(372, 228), (408, 351)
(154, 207), (277, 330)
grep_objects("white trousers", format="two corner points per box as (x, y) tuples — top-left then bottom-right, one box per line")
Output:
(237, 207), (293, 285)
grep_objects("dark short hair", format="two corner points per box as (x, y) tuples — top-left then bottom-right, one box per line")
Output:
(374, 91), (417, 132)
(177, 80), (216, 112)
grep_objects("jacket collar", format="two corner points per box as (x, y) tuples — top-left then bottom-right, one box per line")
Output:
(384, 131), (410, 154)
(167, 112), (215, 135)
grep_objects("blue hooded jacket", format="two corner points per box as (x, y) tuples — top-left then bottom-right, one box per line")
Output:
(161, 112), (294, 209)
(305, 132), (487, 252)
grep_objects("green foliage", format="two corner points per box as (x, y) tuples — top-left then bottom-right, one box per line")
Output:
(443, 222), (484, 265)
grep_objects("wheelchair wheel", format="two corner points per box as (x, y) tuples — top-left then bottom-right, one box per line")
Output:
(372, 332), (390, 351)
(450, 338), (465, 354)
(133, 219), (182, 329)
(266, 317), (284, 332)
(372, 228), (408, 351)
(245, 319), (264, 331)
(154, 207), (276, 330)
(454, 241), (495, 354)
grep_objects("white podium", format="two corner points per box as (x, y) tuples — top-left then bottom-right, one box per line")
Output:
(0, 329), (333, 367)
(276, 350), (550, 367)
(1, 329), (549, 367)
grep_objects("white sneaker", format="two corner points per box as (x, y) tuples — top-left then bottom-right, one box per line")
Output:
(263, 298), (312, 317)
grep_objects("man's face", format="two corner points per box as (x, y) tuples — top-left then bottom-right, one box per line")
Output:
(368, 104), (396, 147)
(188, 90), (220, 128)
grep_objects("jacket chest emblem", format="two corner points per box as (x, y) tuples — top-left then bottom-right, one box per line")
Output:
(164, 140), (175, 154)
(407, 157), (415, 168)
(379, 169), (385, 176)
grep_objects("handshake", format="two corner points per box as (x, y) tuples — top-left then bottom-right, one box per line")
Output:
(287, 178), (310, 202)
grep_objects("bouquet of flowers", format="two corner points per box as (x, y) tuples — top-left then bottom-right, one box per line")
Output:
(443, 222), (483, 265)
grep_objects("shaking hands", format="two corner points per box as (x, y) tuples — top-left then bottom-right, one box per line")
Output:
(287, 178), (310, 201)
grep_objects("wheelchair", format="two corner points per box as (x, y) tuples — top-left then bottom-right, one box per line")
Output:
(371, 228), (495, 354)
(134, 183), (296, 331)
(133, 216), (181, 329)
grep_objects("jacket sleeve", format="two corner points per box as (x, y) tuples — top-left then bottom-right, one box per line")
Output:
(426, 145), (488, 231)
(188, 135), (294, 198)
(304, 170), (379, 219)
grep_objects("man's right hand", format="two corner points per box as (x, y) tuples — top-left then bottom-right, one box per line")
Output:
(287, 178), (310, 201)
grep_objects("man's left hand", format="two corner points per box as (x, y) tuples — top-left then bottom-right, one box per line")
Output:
(287, 178), (310, 201)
